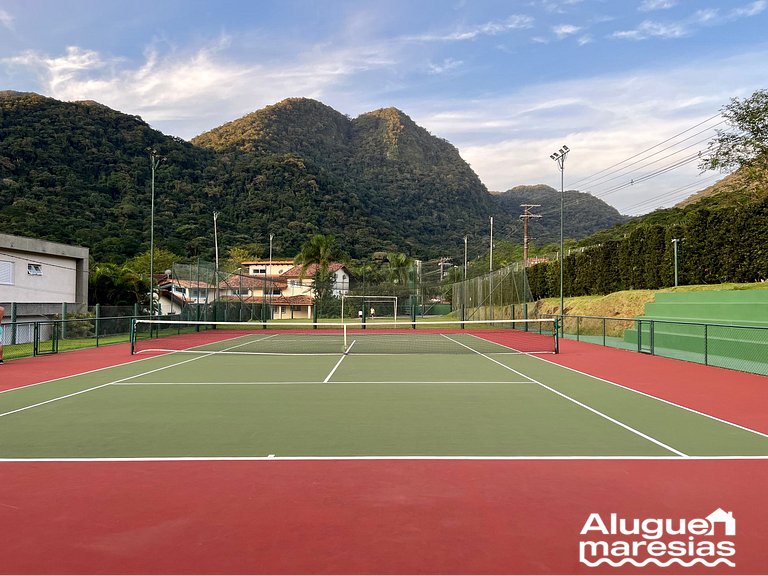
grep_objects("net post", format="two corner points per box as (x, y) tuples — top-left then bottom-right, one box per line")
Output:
(129, 318), (136, 355)
(554, 318), (560, 354)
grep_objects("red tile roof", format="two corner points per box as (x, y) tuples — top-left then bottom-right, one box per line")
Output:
(281, 262), (347, 278)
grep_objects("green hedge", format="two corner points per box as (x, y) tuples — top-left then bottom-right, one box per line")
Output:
(527, 197), (768, 299)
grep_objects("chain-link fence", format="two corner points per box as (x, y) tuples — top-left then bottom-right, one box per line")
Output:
(452, 262), (533, 321)
(548, 314), (768, 376)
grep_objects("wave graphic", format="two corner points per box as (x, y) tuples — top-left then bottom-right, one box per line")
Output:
(580, 557), (736, 568)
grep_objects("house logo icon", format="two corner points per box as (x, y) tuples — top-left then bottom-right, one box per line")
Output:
(706, 508), (736, 536)
(579, 508), (737, 568)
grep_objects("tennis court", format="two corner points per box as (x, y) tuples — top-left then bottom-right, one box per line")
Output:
(1, 320), (767, 574)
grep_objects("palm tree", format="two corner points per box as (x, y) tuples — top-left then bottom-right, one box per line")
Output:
(295, 234), (337, 300)
(89, 262), (147, 305)
(386, 252), (413, 286)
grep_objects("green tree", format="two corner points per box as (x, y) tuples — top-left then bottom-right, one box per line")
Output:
(89, 262), (147, 305)
(700, 89), (768, 174)
(124, 248), (181, 278)
(385, 252), (413, 285)
(294, 234), (339, 301)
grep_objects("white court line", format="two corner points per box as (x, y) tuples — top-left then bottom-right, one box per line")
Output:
(529, 352), (768, 441)
(0, 348), (181, 396)
(112, 380), (534, 386)
(0, 383), (114, 419)
(441, 334), (688, 457)
(1, 455), (767, 463)
(0, 336), (279, 419)
(324, 340), (355, 383)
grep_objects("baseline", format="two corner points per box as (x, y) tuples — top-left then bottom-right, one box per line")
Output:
(530, 344), (768, 442)
(442, 334), (687, 457)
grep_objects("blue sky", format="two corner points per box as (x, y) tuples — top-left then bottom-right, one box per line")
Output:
(1, 0), (766, 215)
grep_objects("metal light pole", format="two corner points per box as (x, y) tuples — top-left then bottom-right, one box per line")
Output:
(463, 236), (468, 324)
(148, 149), (163, 316)
(671, 238), (684, 287)
(269, 233), (274, 319)
(489, 216), (493, 272)
(213, 212), (220, 310)
(550, 145), (569, 335)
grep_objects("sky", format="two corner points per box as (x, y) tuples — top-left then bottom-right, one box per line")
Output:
(1, 0), (766, 215)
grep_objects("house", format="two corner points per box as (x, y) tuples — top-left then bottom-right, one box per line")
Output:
(241, 259), (295, 277)
(705, 508), (736, 536)
(156, 276), (216, 315)
(0, 233), (89, 323)
(218, 272), (314, 319)
(214, 261), (352, 320)
(281, 263), (351, 297)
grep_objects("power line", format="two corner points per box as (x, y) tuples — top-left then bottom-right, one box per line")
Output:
(525, 112), (727, 223)
(570, 112), (723, 189)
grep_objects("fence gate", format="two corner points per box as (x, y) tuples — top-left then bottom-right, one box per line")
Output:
(34, 321), (59, 355)
(636, 319), (654, 354)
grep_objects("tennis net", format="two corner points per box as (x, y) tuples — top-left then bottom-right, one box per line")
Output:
(131, 318), (559, 356)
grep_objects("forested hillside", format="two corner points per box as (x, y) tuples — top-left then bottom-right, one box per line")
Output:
(1, 91), (624, 264)
(493, 185), (628, 245)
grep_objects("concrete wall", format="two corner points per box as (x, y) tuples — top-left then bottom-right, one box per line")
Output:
(0, 233), (90, 312)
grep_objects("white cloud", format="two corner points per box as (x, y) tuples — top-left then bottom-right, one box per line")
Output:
(612, 19), (688, 40)
(409, 52), (764, 214)
(692, 9), (719, 24)
(730, 0), (767, 17)
(639, 0), (677, 12)
(552, 24), (581, 38)
(0, 8), (13, 30)
(2, 36), (401, 134)
(410, 15), (534, 42)
(428, 58), (463, 75)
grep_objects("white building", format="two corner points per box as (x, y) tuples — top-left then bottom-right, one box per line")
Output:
(0, 233), (89, 320)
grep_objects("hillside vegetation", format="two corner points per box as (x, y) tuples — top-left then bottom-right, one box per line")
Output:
(0, 92), (626, 263)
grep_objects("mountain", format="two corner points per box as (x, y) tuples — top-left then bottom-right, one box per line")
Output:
(491, 185), (628, 246)
(0, 92), (625, 264)
(191, 98), (495, 257)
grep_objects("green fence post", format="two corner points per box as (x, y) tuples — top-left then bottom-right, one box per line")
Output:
(61, 302), (67, 340)
(704, 324), (709, 366)
(602, 318), (606, 347)
(95, 303), (101, 347)
(10, 303), (17, 345)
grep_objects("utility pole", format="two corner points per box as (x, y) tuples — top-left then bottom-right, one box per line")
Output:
(520, 205), (541, 321)
(438, 257), (452, 280)
(520, 204), (542, 268)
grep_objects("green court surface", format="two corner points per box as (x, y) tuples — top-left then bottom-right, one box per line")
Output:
(2, 331), (768, 460)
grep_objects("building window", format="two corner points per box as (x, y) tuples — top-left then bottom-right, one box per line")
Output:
(0, 261), (12, 285)
(252, 267), (267, 275)
(27, 263), (43, 276)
